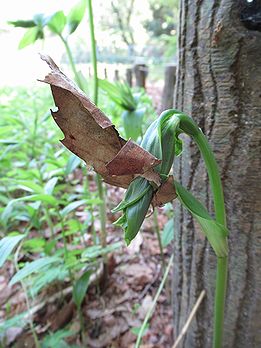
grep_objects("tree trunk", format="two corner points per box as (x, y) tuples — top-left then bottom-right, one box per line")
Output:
(172, 1), (261, 347)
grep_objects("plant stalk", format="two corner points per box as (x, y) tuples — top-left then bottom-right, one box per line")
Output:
(87, 0), (107, 260)
(179, 114), (228, 348)
(87, 0), (98, 104)
(59, 34), (84, 91)
(193, 129), (228, 348)
(153, 209), (165, 272)
(83, 166), (97, 244)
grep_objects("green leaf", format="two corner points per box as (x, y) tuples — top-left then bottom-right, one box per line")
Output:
(65, 154), (81, 175)
(44, 177), (58, 195)
(48, 11), (66, 34)
(112, 177), (151, 213)
(175, 133), (183, 156)
(122, 109), (145, 141)
(99, 79), (137, 110)
(22, 238), (46, 253)
(67, 0), (87, 34)
(8, 19), (36, 28)
(114, 178), (153, 246)
(16, 194), (57, 206)
(131, 324), (149, 337)
(81, 242), (122, 259)
(73, 270), (92, 308)
(140, 109), (180, 177)
(44, 240), (57, 255)
(42, 329), (75, 348)
(161, 219), (174, 247)
(16, 180), (43, 194)
(10, 256), (61, 285)
(1, 201), (16, 225)
(60, 199), (87, 218)
(0, 234), (25, 267)
(18, 27), (39, 49)
(30, 265), (68, 296)
(174, 181), (228, 257)
(0, 310), (29, 332)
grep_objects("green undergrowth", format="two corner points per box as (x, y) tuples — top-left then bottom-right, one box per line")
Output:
(0, 86), (123, 345)
(0, 85), (173, 347)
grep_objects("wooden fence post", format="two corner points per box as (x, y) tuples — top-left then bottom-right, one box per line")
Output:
(134, 64), (148, 89)
(104, 67), (108, 79)
(161, 64), (176, 111)
(126, 68), (133, 87)
(114, 69), (120, 81)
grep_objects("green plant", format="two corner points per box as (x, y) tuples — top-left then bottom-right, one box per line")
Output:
(115, 110), (228, 348)
(9, 0), (111, 257)
(99, 79), (146, 141)
(9, 0), (87, 91)
(72, 270), (92, 337)
(0, 86), (115, 344)
(41, 55), (228, 347)
(41, 329), (77, 348)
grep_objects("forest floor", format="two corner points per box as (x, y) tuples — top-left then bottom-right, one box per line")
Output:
(0, 185), (174, 348)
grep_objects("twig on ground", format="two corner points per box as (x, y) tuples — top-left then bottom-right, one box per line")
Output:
(172, 290), (206, 348)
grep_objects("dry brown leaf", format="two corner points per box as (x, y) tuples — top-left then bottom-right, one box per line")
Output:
(152, 176), (176, 206)
(39, 54), (161, 188)
(39, 55), (176, 203)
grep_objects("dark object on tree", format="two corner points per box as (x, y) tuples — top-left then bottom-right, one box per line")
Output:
(134, 63), (148, 89)
(126, 68), (133, 87)
(161, 64), (176, 112)
(240, 0), (261, 31)
(173, 0), (261, 347)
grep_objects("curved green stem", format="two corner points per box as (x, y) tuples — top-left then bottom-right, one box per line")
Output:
(178, 113), (228, 348)
(193, 131), (226, 227)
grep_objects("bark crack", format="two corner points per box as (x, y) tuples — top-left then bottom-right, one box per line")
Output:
(233, 218), (254, 347)
(208, 0), (221, 139)
(221, 38), (243, 179)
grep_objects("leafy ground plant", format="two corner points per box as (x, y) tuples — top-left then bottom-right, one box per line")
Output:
(99, 79), (146, 141)
(40, 56), (228, 348)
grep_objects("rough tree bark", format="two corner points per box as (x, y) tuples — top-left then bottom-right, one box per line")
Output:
(172, 1), (261, 347)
